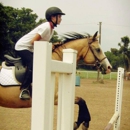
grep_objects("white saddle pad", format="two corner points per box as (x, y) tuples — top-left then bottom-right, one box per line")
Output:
(0, 67), (20, 86)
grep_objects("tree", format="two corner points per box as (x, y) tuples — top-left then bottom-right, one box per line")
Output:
(50, 32), (61, 43)
(105, 49), (124, 71)
(0, 3), (59, 64)
(0, 3), (11, 62)
(0, 3), (45, 62)
(118, 36), (130, 71)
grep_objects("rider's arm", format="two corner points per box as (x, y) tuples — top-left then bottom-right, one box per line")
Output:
(30, 33), (41, 45)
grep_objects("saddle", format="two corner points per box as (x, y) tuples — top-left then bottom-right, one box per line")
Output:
(4, 55), (26, 83)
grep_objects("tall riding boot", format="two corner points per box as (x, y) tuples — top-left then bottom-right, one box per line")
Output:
(19, 69), (32, 100)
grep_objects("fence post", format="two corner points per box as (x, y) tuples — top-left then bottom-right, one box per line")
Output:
(31, 41), (77, 130)
(31, 41), (53, 130)
(114, 67), (124, 130)
(104, 67), (124, 130)
(57, 49), (77, 130)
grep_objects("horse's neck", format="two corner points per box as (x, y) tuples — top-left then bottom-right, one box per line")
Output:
(67, 39), (89, 61)
(52, 52), (62, 61)
(66, 39), (87, 50)
(52, 38), (88, 61)
(66, 39), (96, 64)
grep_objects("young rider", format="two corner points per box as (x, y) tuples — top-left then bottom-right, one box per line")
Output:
(15, 7), (65, 100)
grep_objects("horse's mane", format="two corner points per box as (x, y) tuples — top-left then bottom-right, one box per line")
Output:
(57, 32), (91, 44)
(52, 32), (91, 51)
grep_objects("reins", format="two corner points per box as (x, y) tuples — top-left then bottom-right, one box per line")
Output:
(52, 44), (66, 60)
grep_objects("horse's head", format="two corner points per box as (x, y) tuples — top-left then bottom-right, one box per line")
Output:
(52, 31), (112, 74)
(83, 31), (112, 74)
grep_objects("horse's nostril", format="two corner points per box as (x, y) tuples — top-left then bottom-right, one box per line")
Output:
(108, 66), (111, 69)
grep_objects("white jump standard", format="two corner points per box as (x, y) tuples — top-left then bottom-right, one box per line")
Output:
(104, 67), (124, 130)
(31, 41), (77, 130)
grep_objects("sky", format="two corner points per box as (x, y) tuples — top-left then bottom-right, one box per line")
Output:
(1, 0), (130, 52)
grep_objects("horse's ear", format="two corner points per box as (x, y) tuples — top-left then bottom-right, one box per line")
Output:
(92, 31), (98, 40)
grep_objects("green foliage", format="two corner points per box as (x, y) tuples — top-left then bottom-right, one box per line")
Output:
(105, 36), (130, 71)
(0, 3), (59, 63)
(118, 36), (130, 71)
(0, 3), (44, 60)
(50, 33), (61, 43)
(105, 51), (123, 71)
(0, 3), (11, 60)
(4, 6), (38, 39)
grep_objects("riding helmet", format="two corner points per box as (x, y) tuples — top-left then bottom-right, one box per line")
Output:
(45, 7), (65, 21)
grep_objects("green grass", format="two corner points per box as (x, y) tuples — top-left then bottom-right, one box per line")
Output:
(76, 70), (117, 79)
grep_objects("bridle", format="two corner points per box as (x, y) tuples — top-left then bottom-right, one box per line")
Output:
(82, 38), (107, 65)
(53, 38), (107, 65)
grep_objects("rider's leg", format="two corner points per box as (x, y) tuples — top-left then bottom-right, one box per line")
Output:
(19, 69), (32, 100)
(16, 50), (33, 100)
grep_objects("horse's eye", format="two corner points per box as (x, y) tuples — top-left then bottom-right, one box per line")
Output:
(96, 48), (100, 52)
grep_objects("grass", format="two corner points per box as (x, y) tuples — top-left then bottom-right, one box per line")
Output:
(76, 70), (117, 79)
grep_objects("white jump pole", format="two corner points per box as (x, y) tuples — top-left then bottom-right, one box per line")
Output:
(104, 67), (124, 130)
(31, 41), (53, 130)
(31, 41), (77, 130)
(57, 49), (77, 130)
(114, 67), (124, 130)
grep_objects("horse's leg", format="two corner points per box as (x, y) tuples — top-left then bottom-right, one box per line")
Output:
(54, 73), (59, 105)
(54, 73), (91, 129)
(74, 96), (91, 130)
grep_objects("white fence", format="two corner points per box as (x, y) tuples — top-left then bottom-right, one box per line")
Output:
(104, 67), (124, 130)
(76, 71), (117, 79)
(31, 41), (77, 130)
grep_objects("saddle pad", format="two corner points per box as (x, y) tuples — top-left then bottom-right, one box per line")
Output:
(2, 61), (13, 69)
(0, 68), (20, 86)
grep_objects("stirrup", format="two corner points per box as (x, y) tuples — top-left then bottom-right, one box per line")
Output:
(19, 89), (30, 100)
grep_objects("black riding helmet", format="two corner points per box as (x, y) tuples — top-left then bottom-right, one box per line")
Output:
(45, 7), (65, 26)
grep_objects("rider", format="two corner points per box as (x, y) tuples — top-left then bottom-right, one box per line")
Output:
(15, 7), (65, 100)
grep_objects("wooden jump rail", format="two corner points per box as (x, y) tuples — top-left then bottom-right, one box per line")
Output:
(104, 67), (124, 130)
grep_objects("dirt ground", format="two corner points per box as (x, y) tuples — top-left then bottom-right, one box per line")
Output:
(0, 79), (130, 130)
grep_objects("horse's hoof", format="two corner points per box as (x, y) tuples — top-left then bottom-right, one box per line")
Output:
(81, 122), (89, 130)
(74, 122), (79, 130)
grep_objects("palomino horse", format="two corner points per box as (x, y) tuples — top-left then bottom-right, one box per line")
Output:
(0, 31), (112, 130)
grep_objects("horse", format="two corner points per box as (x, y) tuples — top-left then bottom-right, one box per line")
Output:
(124, 71), (130, 80)
(0, 31), (112, 130)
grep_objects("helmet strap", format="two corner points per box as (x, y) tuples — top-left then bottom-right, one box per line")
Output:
(51, 15), (58, 27)
(51, 21), (57, 27)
